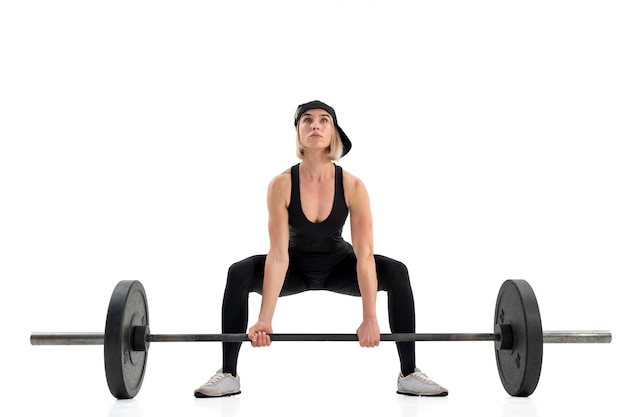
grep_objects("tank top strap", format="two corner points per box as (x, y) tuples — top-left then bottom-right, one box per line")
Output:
(334, 164), (344, 207)
(290, 164), (301, 211)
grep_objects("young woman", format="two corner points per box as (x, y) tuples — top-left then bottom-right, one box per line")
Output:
(194, 100), (447, 397)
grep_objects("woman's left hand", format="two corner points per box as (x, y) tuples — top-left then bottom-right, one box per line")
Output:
(356, 318), (380, 347)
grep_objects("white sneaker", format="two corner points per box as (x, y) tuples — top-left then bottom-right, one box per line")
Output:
(397, 368), (448, 397)
(194, 369), (241, 398)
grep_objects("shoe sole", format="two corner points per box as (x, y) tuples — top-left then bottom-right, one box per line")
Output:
(194, 391), (241, 398)
(397, 390), (448, 397)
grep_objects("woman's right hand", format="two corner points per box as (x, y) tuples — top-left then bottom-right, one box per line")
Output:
(248, 321), (273, 347)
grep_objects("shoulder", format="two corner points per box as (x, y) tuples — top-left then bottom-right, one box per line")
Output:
(267, 167), (292, 203)
(341, 167), (367, 192)
(340, 167), (370, 206)
(269, 167), (292, 189)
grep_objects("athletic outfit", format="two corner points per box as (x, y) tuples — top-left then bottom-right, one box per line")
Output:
(220, 164), (416, 377)
(196, 101), (447, 397)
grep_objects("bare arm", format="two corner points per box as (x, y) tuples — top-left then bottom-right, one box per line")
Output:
(248, 172), (290, 347)
(346, 173), (380, 347)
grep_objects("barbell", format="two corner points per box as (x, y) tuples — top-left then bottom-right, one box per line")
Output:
(30, 279), (611, 399)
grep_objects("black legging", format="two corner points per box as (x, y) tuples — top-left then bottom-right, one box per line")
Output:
(221, 252), (416, 376)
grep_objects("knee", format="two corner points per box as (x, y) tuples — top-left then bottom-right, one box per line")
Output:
(383, 258), (410, 279)
(227, 259), (246, 279)
(225, 256), (263, 293)
(226, 260), (250, 287)
(393, 259), (409, 278)
(377, 257), (411, 290)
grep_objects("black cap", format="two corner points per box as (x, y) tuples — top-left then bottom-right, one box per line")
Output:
(294, 100), (352, 157)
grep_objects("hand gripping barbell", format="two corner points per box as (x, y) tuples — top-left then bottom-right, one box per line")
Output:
(30, 279), (611, 399)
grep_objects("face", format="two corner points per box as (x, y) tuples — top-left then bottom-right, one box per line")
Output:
(297, 108), (334, 152)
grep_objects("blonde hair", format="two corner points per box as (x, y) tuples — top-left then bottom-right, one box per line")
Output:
(294, 107), (344, 161)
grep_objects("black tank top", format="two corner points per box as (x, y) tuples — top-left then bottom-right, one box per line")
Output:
(288, 164), (353, 274)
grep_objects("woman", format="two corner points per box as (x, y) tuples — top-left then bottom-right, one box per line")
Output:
(194, 100), (447, 397)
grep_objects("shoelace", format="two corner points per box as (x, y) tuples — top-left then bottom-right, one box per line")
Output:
(204, 373), (226, 386)
(412, 371), (436, 384)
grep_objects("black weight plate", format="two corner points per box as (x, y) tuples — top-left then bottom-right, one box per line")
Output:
(494, 279), (543, 397)
(104, 280), (149, 399)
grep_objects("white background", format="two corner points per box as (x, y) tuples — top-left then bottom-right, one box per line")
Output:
(1, 1), (624, 416)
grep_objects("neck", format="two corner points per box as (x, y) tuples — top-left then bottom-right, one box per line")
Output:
(299, 157), (334, 181)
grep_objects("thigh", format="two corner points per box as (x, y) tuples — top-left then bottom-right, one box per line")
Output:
(229, 255), (309, 297)
(225, 254), (267, 295)
(323, 252), (361, 296)
(322, 253), (411, 296)
(374, 255), (412, 293)
(279, 265), (310, 296)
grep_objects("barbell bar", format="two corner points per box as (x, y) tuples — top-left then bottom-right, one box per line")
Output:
(30, 279), (612, 399)
(31, 330), (611, 344)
